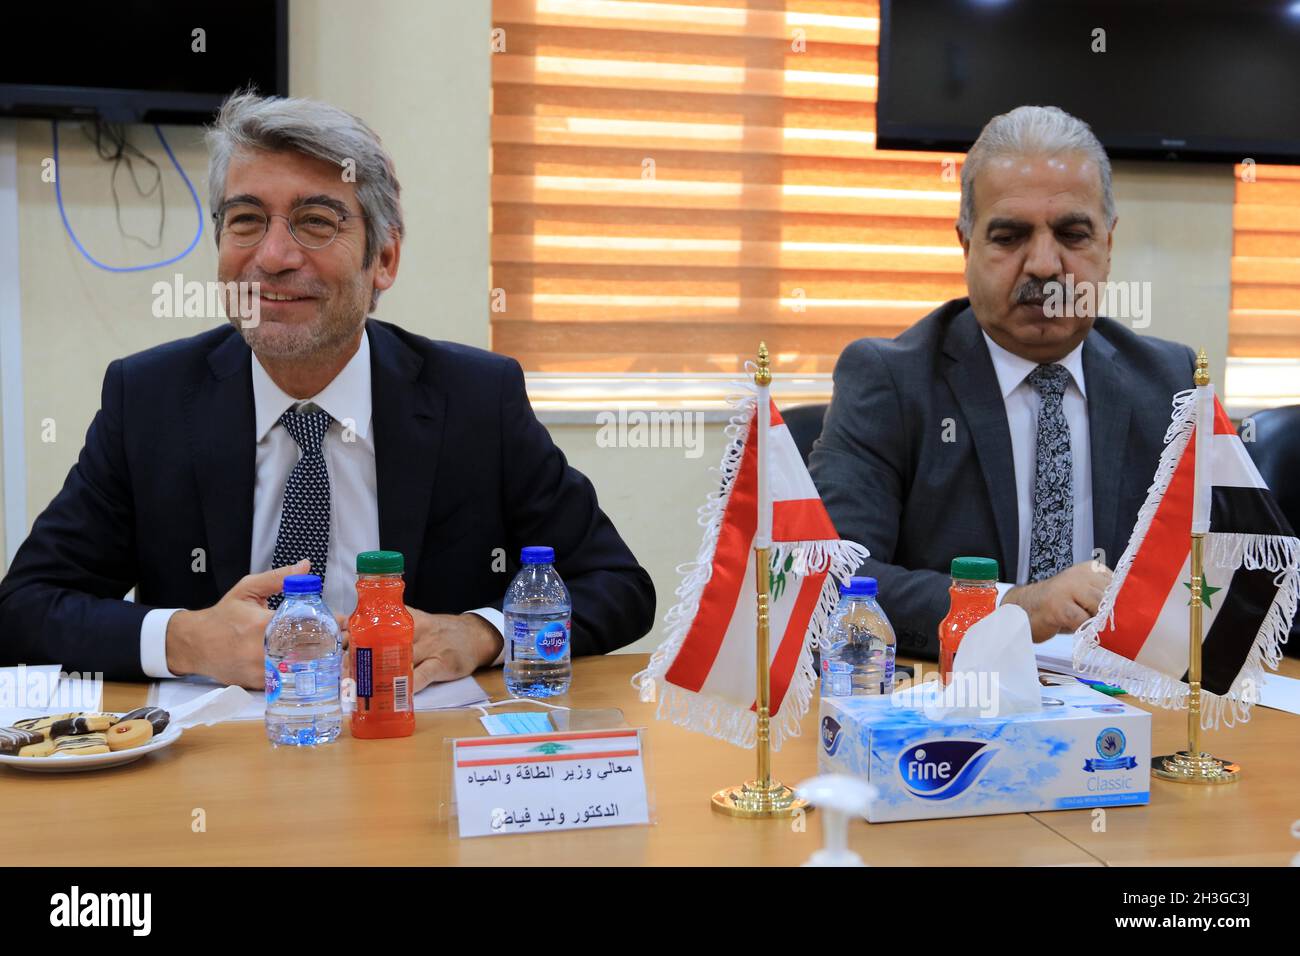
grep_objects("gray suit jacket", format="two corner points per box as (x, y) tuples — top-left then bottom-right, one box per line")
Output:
(809, 298), (1197, 659)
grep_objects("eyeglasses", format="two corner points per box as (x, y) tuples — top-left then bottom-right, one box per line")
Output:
(213, 202), (364, 250)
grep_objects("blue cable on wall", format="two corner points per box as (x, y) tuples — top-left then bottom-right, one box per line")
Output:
(52, 120), (204, 273)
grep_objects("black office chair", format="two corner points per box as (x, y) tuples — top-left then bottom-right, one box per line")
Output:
(1239, 405), (1300, 657)
(783, 403), (828, 466)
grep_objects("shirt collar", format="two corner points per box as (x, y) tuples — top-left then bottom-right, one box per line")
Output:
(251, 330), (373, 442)
(980, 329), (1087, 399)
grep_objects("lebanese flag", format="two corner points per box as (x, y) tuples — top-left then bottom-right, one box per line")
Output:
(634, 390), (867, 750)
(1075, 386), (1299, 728)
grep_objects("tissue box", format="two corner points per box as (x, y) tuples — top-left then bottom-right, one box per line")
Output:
(818, 682), (1150, 822)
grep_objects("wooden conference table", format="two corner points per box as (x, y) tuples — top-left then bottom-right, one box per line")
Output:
(2, 654), (1297, 866)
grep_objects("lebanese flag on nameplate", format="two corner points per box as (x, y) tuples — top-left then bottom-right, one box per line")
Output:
(633, 381), (867, 750)
(1075, 383), (1299, 727)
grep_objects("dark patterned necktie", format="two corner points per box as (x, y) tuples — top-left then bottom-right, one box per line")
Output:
(268, 404), (333, 609)
(1027, 363), (1073, 583)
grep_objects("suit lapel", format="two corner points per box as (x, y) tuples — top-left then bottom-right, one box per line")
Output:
(941, 307), (1020, 580)
(1082, 332), (1130, 564)
(185, 330), (256, 596)
(367, 320), (445, 588)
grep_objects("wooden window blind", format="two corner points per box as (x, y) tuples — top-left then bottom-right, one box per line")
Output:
(490, 0), (966, 373)
(1232, 163), (1300, 358)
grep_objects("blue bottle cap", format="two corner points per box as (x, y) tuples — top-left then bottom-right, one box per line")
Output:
(282, 573), (323, 595)
(843, 576), (877, 597)
(521, 546), (555, 565)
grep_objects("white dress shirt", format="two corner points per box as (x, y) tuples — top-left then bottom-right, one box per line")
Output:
(980, 332), (1094, 597)
(140, 332), (504, 678)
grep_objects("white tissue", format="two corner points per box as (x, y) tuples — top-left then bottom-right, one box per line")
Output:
(165, 685), (255, 729)
(912, 604), (1043, 720)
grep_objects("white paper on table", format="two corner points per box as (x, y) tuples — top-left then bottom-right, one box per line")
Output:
(149, 673), (488, 721)
(168, 685), (257, 729)
(1034, 631), (1086, 678)
(1257, 673), (1300, 717)
(150, 676), (265, 721)
(1039, 632), (1300, 716)
(0, 664), (104, 726)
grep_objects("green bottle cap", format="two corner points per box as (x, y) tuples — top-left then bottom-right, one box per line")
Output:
(950, 556), (999, 581)
(356, 550), (404, 574)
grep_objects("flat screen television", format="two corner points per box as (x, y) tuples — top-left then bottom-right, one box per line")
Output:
(0, 1), (288, 125)
(877, 0), (1300, 164)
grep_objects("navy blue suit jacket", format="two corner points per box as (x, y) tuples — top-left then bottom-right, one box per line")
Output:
(0, 319), (655, 679)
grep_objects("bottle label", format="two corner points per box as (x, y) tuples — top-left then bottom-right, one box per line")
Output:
(535, 620), (570, 661)
(510, 619), (529, 661)
(356, 647), (373, 700)
(265, 658), (282, 704)
(352, 645), (411, 716)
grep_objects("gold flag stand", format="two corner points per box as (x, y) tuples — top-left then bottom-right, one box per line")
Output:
(712, 344), (811, 818)
(1151, 349), (1241, 784)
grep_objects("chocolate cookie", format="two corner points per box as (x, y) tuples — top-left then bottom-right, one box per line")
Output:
(0, 726), (47, 755)
(51, 732), (110, 756)
(118, 707), (170, 735)
(49, 714), (117, 738)
(12, 713), (76, 741)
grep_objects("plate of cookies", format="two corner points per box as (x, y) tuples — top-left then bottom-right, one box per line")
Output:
(0, 707), (177, 773)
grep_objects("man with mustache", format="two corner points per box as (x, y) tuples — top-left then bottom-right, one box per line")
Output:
(0, 92), (656, 687)
(810, 105), (1196, 656)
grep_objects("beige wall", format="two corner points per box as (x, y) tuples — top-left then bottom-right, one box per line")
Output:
(1, 3), (1235, 659)
(1108, 160), (1235, 388)
(288, 0), (490, 348)
(548, 420), (733, 654)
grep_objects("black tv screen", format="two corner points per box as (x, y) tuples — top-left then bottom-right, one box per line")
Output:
(877, 0), (1300, 164)
(0, 1), (288, 125)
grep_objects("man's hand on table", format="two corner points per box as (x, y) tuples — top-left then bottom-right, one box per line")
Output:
(408, 609), (503, 692)
(164, 559), (348, 689)
(1003, 560), (1112, 642)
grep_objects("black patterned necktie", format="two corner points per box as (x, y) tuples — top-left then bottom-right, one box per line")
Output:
(268, 404), (333, 609)
(1026, 364), (1073, 583)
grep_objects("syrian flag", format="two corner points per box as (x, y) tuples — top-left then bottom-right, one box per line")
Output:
(633, 386), (867, 750)
(1075, 385), (1299, 728)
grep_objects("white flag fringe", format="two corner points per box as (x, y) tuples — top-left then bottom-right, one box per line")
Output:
(632, 382), (867, 750)
(1074, 387), (1298, 728)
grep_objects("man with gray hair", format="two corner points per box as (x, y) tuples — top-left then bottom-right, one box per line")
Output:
(0, 91), (656, 687)
(810, 105), (1196, 657)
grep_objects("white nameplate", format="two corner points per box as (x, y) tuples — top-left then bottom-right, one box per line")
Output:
(453, 729), (650, 838)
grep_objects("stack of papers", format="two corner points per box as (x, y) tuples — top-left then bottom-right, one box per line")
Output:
(1033, 633), (1300, 717)
(149, 674), (488, 721)
(1033, 632), (1087, 679)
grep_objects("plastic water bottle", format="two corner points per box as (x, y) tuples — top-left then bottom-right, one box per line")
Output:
(820, 576), (896, 697)
(813, 580), (852, 677)
(504, 546), (572, 698)
(265, 573), (343, 746)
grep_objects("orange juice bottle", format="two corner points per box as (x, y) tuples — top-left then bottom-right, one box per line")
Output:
(349, 550), (416, 739)
(938, 557), (999, 682)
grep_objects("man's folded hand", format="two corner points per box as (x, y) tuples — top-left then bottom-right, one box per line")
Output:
(408, 609), (504, 692)
(1003, 560), (1112, 643)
